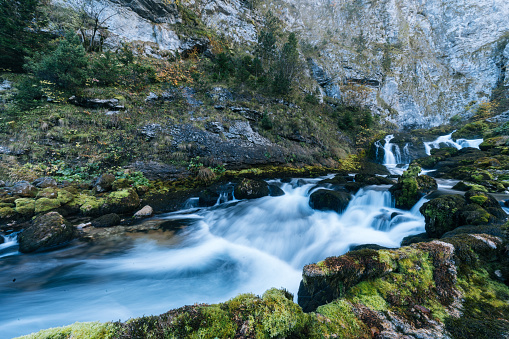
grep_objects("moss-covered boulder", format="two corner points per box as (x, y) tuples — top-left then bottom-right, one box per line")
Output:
(309, 189), (351, 213)
(10, 181), (38, 197)
(0, 206), (15, 219)
(79, 195), (106, 216)
(389, 165), (437, 209)
(464, 189), (507, 222)
(14, 198), (36, 217)
(35, 197), (61, 214)
(234, 178), (270, 200)
(111, 178), (130, 191)
(419, 194), (466, 238)
(18, 212), (77, 253)
(103, 188), (140, 214)
(94, 173), (115, 193)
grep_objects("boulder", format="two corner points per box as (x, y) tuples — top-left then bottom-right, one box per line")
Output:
(18, 212), (76, 253)
(34, 198), (61, 214)
(112, 178), (130, 191)
(390, 165), (437, 209)
(464, 189), (507, 222)
(268, 184), (285, 197)
(103, 188), (140, 214)
(68, 96), (121, 109)
(10, 181), (37, 197)
(32, 177), (57, 188)
(419, 194), (466, 238)
(94, 173), (116, 193)
(309, 189), (351, 213)
(234, 178), (270, 200)
(14, 198), (36, 217)
(91, 213), (121, 227)
(134, 205), (153, 218)
(354, 174), (395, 186)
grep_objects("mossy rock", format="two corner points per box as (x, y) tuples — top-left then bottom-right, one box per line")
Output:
(451, 120), (490, 139)
(234, 178), (270, 200)
(479, 136), (509, 151)
(80, 196), (106, 216)
(112, 178), (130, 191)
(57, 189), (74, 204)
(0, 202), (14, 208)
(15, 198), (36, 217)
(452, 182), (488, 192)
(36, 188), (59, 199)
(0, 206), (15, 219)
(103, 188), (140, 214)
(420, 194), (466, 238)
(474, 157), (501, 168)
(35, 198), (62, 214)
(18, 212), (76, 253)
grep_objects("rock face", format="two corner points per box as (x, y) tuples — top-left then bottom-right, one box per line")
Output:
(54, 0), (509, 128)
(18, 212), (77, 253)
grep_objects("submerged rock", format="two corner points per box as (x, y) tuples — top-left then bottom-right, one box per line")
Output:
(234, 178), (270, 200)
(309, 189), (351, 214)
(18, 212), (76, 253)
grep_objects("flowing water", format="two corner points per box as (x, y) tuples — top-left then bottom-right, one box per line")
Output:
(424, 132), (483, 155)
(374, 135), (411, 175)
(0, 178), (426, 338)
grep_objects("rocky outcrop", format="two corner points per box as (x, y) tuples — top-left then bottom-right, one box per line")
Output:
(18, 212), (77, 253)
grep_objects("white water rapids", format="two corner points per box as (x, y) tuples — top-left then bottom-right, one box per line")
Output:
(424, 132), (483, 155)
(0, 178), (426, 338)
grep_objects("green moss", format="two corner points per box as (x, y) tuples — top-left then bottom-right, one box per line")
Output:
(57, 189), (74, 204)
(0, 206), (15, 218)
(79, 196), (105, 216)
(469, 195), (488, 205)
(14, 198), (36, 216)
(195, 306), (236, 338)
(15, 321), (116, 339)
(0, 202), (15, 208)
(315, 300), (370, 338)
(34, 197), (61, 214)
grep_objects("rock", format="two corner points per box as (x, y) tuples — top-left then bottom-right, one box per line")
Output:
(209, 87), (234, 103)
(145, 92), (159, 102)
(390, 165), (437, 209)
(180, 38), (209, 58)
(268, 185), (285, 197)
(400, 232), (431, 246)
(91, 213), (121, 227)
(224, 121), (271, 146)
(0, 207), (15, 219)
(112, 178), (130, 191)
(234, 178), (270, 200)
(128, 161), (187, 181)
(354, 174), (395, 186)
(10, 181), (37, 197)
(344, 182), (362, 194)
(32, 177), (57, 188)
(103, 188), (140, 214)
(309, 189), (351, 213)
(14, 198), (36, 217)
(68, 96), (120, 109)
(349, 244), (391, 251)
(94, 173), (116, 193)
(205, 121), (224, 134)
(35, 198), (61, 214)
(464, 189), (507, 222)
(18, 212), (76, 253)
(138, 123), (162, 140)
(420, 195), (466, 238)
(134, 205), (153, 218)
(452, 182), (488, 192)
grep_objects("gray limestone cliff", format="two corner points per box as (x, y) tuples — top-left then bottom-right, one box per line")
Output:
(52, 0), (509, 128)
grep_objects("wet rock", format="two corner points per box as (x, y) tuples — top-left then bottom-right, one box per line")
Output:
(68, 96), (121, 109)
(390, 165), (437, 209)
(354, 174), (395, 186)
(91, 213), (121, 227)
(134, 205), (153, 218)
(464, 189), (507, 222)
(10, 181), (37, 197)
(94, 174), (116, 193)
(349, 244), (392, 251)
(234, 178), (270, 200)
(420, 195), (466, 238)
(129, 161), (187, 181)
(268, 185), (285, 197)
(344, 182), (362, 194)
(18, 212), (76, 253)
(32, 177), (57, 188)
(452, 182), (487, 192)
(309, 189), (351, 213)
(400, 232), (431, 246)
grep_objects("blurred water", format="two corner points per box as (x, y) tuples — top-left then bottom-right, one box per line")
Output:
(0, 178), (425, 338)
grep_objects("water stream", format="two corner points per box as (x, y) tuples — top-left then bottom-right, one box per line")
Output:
(0, 178), (426, 338)
(424, 132), (483, 155)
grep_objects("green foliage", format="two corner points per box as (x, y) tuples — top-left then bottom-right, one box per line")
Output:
(336, 105), (373, 131)
(261, 112), (273, 130)
(272, 33), (300, 95)
(14, 76), (44, 110)
(25, 31), (88, 89)
(0, 0), (48, 72)
(17, 321), (116, 339)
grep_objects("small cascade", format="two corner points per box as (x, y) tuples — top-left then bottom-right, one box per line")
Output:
(375, 135), (410, 175)
(424, 132), (483, 155)
(183, 197), (200, 209)
(0, 233), (19, 259)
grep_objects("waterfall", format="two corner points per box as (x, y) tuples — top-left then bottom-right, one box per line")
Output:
(424, 132), (483, 155)
(0, 233), (18, 259)
(0, 179), (425, 338)
(375, 135), (409, 175)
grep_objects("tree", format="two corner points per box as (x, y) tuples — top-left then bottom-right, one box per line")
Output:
(0, 0), (47, 71)
(76, 0), (117, 52)
(272, 33), (300, 95)
(255, 11), (280, 68)
(25, 31), (88, 89)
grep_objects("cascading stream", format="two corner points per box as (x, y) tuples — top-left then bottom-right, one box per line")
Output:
(0, 178), (425, 338)
(424, 131), (483, 155)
